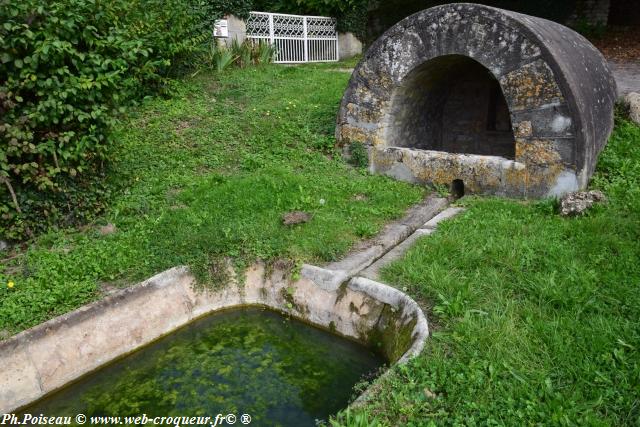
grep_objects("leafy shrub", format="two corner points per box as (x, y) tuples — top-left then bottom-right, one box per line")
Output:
(336, 1), (369, 41)
(209, 0), (254, 20)
(231, 39), (253, 68)
(254, 40), (277, 65)
(348, 141), (369, 168)
(0, 0), (214, 240)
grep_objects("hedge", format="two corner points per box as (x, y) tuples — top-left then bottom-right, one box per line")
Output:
(0, 0), (228, 240)
(0, 0), (359, 242)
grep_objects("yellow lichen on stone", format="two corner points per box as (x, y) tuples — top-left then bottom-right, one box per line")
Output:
(514, 121), (533, 138)
(516, 139), (562, 166)
(500, 60), (564, 110)
(339, 125), (370, 144)
(348, 103), (384, 124)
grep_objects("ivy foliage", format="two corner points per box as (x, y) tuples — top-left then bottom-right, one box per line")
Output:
(0, 0), (217, 240)
(210, 0), (255, 20)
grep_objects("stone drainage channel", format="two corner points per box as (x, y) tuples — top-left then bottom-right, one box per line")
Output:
(0, 195), (465, 414)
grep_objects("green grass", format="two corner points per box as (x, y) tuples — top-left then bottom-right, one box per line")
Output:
(2, 55), (639, 425)
(0, 61), (424, 334)
(337, 119), (640, 426)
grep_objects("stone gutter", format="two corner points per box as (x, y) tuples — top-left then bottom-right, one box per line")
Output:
(0, 196), (465, 414)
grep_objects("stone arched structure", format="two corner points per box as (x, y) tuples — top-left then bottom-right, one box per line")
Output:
(336, 3), (617, 198)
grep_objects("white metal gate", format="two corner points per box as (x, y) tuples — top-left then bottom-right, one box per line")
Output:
(246, 12), (339, 63)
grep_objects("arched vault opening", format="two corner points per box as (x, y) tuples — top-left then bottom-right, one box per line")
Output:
(386, 54), (515, 159)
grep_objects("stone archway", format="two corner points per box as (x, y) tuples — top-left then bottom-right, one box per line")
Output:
(385, 54), (515, 159)
(336, 3), (617, 198)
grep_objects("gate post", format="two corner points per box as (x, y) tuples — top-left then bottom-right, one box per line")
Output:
(303, 16), (309, 62)
(268, 13), (275, 46)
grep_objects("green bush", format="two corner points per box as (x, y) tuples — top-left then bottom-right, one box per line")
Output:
(209, 0), (254, 20)
(336, 1), (368, 42)
(0, 0), (214, 240)
(348, 141), (369, 168)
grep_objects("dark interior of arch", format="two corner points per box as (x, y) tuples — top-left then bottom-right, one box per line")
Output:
(386, 55), (515, 159)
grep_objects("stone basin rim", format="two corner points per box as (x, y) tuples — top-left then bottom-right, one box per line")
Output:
(13, 303), (387, 413)
(0, 262), (429, 413)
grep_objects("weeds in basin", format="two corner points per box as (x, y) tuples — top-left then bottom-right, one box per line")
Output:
(23, 309), (384, 424)
(0, 63), (425, 333)
(355, 117), (640, 425)
(290, 259), (303, 281)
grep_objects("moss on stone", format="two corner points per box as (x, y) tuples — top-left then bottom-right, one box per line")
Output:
(335, 281), (350, 304)
(366, 304), (418, 363)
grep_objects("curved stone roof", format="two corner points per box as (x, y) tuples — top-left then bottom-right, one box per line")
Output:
(336, 3), (617, 198)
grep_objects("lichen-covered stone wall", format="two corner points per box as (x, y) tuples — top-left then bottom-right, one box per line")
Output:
(337, 3), (617, 198)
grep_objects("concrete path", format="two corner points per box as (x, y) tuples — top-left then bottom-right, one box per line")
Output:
(324, 194), (466, 282)
(360, 207), (465, 281)
(609, 61), (640, 97)
(325, 196), (448, 275)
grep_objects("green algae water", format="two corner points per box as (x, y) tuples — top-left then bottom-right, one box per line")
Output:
(22, 308), (385, 426)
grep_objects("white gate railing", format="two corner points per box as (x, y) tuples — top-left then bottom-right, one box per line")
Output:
(246, 12), (339, 63)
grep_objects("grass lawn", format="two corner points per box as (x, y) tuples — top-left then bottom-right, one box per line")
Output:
(342, 119), (640, 426)
(0, 60), (424, 334)
(1, 55), (639, 426)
